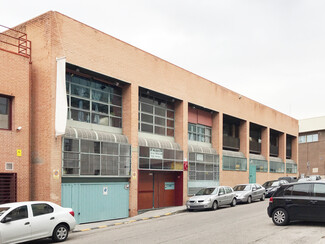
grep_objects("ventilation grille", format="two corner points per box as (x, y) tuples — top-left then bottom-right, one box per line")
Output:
(5, 162), (13, 170)
(0, 173), (17, 204)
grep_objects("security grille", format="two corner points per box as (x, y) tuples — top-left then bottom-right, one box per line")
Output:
(0, 173), (17, 204)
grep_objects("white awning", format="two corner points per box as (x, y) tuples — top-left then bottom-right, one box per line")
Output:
(269, 156), (283, 163)
(138, 137), (181, 150)
(188, 144), (217, 154)
(223, 150), (245, 158)
(249, 154), (266, 161)
(286, 159), (296, 164)
(65, 127), (129, 144)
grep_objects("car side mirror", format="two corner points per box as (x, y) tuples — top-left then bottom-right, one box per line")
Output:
(2, 217), (12, 223)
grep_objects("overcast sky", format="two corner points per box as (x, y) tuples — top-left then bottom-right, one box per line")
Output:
(2, 0), (325, 120)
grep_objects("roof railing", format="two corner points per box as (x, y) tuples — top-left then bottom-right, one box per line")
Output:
(0, 24), (31, 59)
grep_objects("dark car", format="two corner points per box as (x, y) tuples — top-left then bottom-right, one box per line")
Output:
(267, 181), (325, 226)
(278, 176), (298, 183)
(263, 180), (288, 198)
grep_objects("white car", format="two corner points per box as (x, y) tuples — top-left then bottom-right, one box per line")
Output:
(0, 201), (76, 243)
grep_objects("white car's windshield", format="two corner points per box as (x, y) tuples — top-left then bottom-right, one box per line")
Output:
(271, 182), (280, 187)
(0, 207), (9, 217)
(196, 188), (216, 195)
(234, 185), (251, 191)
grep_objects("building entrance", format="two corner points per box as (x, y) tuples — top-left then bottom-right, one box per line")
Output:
(138, 170), (183, 210)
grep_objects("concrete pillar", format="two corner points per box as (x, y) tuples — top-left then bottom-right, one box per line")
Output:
(279, 133), (286, 161)
(212, 112), (223, 184)
(122, 84), (139, 217)
(261, 127), (270, 176)
(174, 100), (188, 203)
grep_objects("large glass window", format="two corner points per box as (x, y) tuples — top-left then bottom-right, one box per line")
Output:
(299, 134), (318, 143)
(138, 92), (175, 136)
(66, 72), (122, 128)
(223, 156), (247, 171)
(188, 152), (219, 195)
(62, 138), (131, 177)
(0, 95), (11, 130)
(139, 146), (183, 170)
(250, 159), (268, 172)
(286, 162), (297, 174)
(188, 123), (211, 143)
(269, 161), (285, 173)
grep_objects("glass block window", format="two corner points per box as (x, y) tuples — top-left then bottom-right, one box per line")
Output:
(188, 152), (219, 195)
(62, 138), (131, 177)
(0, 95), (11, 130)
(188, 123), (212, 143)
(223, 156), (247, 171)
(138, 92), (175, 136)
(66, 72), (122, 128)
(286, 162), (297, 174)
(139, 146), (183, 170)
(249, 159), (268, 172)
(269, 161), (285, 173)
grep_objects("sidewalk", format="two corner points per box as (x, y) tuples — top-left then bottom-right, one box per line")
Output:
(73, 205), (187, 233)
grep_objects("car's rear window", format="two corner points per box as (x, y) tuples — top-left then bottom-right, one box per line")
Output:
(0, 207), (9, 217)
(234, 185), (251, 191)
(313, 184), (325, 197)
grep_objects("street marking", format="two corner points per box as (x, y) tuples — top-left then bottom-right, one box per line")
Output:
(114, 223), (123, 225)
(80, 228), (91, 232)
(98, 225), (107, 228)
(164, 213), (172, 216)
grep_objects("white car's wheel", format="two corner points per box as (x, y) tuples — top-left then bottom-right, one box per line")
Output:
(231, 198), (237, 207)
(52, 224), (69, 242)
(247, 196), (252, 204)
(260, 194), (265, 201)
(211, 201), (218, 210)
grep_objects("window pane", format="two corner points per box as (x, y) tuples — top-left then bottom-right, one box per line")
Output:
(101, 142), (119, 155)
(70, 109), (90, 123)
(92, 90), (108, 103)
(32, 204), (54, 217)
(141, 123), (153, 133)
(110, 106), (122, 117)
(71, 84), (90, 98)
(313, 184), (325, 197)
(139, 158), (150, 169)
(111, 95), (122, 106)
(6, 206), (28, 221)
(313, 134), (318, 142)
(167, 119), (174, 127)
(141, 113), (153, 123)
(141, 103), (154, 113)
(155, 126), (165, 135)
(155, 107), (165, 116)
(64, 139), (79, 152)
(307, 135), (313, 142)
(92, 114), (109, 125)
(155, 117), (166, 126)
(139, 147), (149, 157)
(110, 117), (122, 128)
(151, 159), (162, 169)
(120, 145), (130, 156)
(167, 128), (174, 137)
(101, 155), (118, 175)
(167, 110), (174, 119)
(92, 102), (108, 114)
(292, 184), (310, 196)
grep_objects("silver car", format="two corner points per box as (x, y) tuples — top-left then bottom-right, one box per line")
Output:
(186, 186), (237, 211)
(233, 184), (265, 203)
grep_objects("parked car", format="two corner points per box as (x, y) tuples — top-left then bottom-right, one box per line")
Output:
(233, 184), (265, 203)
(268, 181), (325, 225)
(0, 201), (76, 244)
(186, 186), (237, 211)
(278, 176), (298, 183)
(263, 180), (288, 198)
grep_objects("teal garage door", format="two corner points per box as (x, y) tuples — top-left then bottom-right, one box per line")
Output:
(62, 182), (129, 224)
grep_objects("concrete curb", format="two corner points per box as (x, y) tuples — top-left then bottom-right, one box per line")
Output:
(73, 209), (187, 233)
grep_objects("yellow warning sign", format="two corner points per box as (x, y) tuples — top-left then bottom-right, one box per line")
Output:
(17, 149), (22, 157)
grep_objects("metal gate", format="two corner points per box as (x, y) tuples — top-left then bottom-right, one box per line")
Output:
(0, 173), (16, 204)
(62, 182), (129, 224)
(249, 165), (256, 183)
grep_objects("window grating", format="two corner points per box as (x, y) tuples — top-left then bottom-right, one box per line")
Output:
(66, 72), (122, 128)
(188, 123), (212, 143)
(62, 138), (131, 177)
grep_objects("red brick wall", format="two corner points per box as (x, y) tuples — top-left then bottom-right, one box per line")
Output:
(0, 50), (31, 202)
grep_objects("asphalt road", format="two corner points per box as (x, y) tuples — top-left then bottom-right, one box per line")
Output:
(29, 200), (325, 244)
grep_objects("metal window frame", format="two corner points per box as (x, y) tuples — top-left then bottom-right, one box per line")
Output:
(66, 75), (122, 127)
(62, 138), (131, 177)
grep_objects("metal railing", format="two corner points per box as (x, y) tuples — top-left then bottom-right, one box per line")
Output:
(0, 24), (31, 59)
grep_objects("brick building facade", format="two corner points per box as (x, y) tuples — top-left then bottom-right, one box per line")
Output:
(0, 11), (298, 223)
